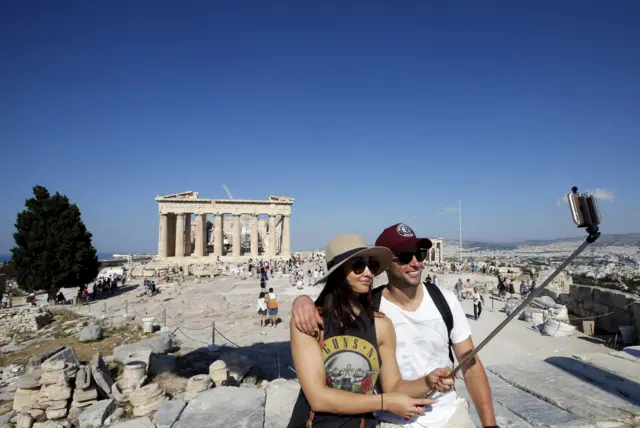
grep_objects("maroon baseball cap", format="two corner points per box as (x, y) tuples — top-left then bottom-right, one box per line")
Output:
(375, 223), (432, 253)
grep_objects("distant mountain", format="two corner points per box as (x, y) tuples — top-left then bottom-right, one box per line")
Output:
(444, 233), (640, 250)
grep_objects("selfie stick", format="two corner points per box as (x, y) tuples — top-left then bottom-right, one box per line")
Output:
(426, 187), (602, 398)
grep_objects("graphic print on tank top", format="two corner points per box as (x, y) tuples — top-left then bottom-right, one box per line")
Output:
(322, 335), (380, 394)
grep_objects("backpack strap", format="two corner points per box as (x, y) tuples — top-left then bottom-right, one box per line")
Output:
(423, 281), (455, 365)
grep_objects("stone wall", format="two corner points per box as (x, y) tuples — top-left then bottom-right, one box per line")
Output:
(0, 307), (54, 344)
(563, 284), (640, 339)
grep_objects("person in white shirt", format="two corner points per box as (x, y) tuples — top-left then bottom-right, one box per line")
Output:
(292, 223), (497, 428)
(472, 287), (484, 320)
(256, 291), (267, 327)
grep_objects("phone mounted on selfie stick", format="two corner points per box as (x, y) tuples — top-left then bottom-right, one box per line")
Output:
(425, 187), (602, 399)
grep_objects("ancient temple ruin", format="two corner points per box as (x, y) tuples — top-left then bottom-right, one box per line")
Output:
(156, 191), (293, 260)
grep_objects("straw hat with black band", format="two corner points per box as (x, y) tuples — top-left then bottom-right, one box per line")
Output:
(314, 234), (393, 286)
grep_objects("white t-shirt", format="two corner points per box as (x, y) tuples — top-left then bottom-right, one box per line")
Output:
(377, 286), (471, 428)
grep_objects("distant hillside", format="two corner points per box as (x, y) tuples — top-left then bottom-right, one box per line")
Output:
(444, 233), (640, 250)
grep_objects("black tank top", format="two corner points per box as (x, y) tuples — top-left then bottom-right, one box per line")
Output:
(287, 309), (380, 428)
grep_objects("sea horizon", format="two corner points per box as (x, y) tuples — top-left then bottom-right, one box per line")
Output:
(0, 252), (150, 263)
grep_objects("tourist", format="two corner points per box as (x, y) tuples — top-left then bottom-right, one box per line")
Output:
(256, 291), (268, 327)
(292, 224), (497, 428)
(454, 278), (463, 301)
(472, 287), (484, 320)
(288, 234), (450, 428)
(265, 287), (278, 327)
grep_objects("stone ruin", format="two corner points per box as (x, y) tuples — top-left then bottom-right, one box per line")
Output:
(0, 307), (54, 346)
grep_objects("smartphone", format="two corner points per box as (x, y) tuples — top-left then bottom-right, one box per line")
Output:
(567, 188), (602, 228)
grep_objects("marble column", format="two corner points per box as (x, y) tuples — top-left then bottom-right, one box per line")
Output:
(214, 214), (224, 256)
(232, 214), (241, 257)
(175, 214), (185, 257)
(268, 215), (277, 257)
(195, 214), (205, 257)
(184, 214), (192, 256)
(281, 214), (291, 258)
(250, 215), (259, 257)
(158, 214), (168, 258)
(166, 214), (176, 257)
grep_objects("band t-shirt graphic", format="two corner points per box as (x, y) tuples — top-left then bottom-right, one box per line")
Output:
(288, 311), (380, 428)
(322, 335), (380, 394)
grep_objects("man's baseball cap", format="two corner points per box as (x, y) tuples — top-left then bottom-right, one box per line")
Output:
(375, 223), (432, 253)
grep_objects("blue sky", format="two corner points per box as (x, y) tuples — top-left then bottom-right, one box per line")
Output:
(1, 1), (639, 254)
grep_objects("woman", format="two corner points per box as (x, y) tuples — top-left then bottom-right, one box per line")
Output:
(288, 235), (453, 428)
(256, 291), (267, 327)
(472, 287), (484, 320)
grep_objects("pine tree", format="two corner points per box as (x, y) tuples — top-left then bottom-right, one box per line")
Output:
(11, 185), (99, 296)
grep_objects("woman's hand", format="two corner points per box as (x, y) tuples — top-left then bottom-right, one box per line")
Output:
(382, 392), (434, 420)
(425, 368), (456, 393)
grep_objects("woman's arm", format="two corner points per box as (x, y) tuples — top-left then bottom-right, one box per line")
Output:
(376, 315), (454, 397)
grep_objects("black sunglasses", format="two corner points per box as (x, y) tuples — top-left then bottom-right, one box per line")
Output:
(349, 257), (381, 275)
(393, 250), (428, 265)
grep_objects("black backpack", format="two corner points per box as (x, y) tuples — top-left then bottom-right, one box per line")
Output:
(372, 281), (455, 365)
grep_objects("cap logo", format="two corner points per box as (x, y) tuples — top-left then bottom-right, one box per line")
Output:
(396, 224), (415, 237)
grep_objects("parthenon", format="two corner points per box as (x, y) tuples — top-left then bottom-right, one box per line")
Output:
(156, 191), (294, 260)
(426, 238), (444, 264)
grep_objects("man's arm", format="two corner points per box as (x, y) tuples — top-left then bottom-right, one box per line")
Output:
(291, 295), (324, 335)
(453, 338), (497, 427)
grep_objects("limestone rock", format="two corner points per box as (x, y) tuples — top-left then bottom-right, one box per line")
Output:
(154, 399), (186, 428)
(103, 407), (125, 425)
(16, 413), (34, 428)
(42, 348), (80, 368)
(77, 399), (115, 428)
(209, 360), (228, 386)
(90, 353), (113, 398)
(174, 387), (265, 428)
(537, 268), (572, 301)
(13, 388), (40, 412)
(110, 417), (155, 428)
(113, 334), (172, 363)
(264, 379), (300, 428)
(79, 325), (103, 342)
(184, 375), (212, 401)
(130, 383), (166, 417)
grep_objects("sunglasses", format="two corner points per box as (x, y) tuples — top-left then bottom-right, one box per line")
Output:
(349, 258), (381, 275)
(393, 250), (428, 265)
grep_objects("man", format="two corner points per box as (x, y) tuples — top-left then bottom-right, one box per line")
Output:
(292, 223), (498, 428)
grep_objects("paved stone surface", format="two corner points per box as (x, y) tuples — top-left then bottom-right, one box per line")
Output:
(457, 378), (534, 428)
(571, 352), (640, 383)
(174, 386), (265, 428)
(264, 379), (300, 428)
(488, 361), (640, 425)
(154, 398), (187, 428)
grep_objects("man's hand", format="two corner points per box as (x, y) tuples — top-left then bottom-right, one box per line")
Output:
(425, 368), (456, 393)
(291, 295), (323, 335)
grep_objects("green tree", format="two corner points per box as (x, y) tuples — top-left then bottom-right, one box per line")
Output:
(11, 185), (99, 296)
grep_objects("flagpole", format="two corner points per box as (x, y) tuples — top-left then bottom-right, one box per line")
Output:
(458, 198), (463, 262)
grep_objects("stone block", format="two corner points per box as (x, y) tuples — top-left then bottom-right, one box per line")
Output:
(90, 353), (113, 398)
(77, 399), (115, 428)
(113, 333), (172, 363)
(154, 399), (186, 428)
(633, 302), (640, 323)
(174, 387), (265, 428)
(110, 417), (155, 428)
(42, 348), (79, 367)
(79, 325), (103, 342)
(264, 379), (300, 428)
(571, 284), (593, 302)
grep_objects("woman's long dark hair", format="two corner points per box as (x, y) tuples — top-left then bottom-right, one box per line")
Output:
(319, 267), (375, 334)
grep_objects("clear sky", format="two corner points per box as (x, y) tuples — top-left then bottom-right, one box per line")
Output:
(1, 1), (639, 254)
